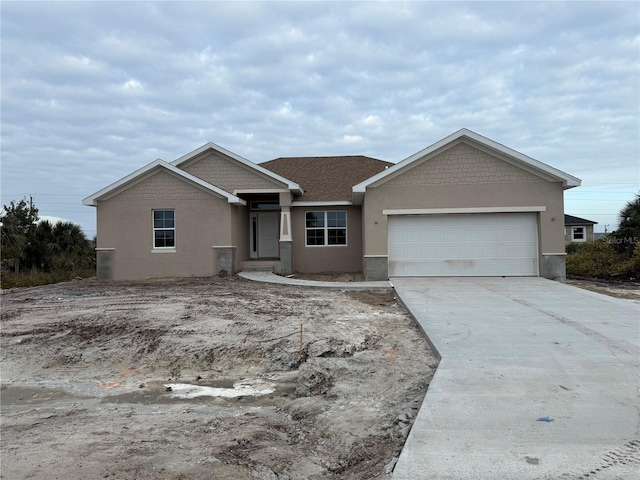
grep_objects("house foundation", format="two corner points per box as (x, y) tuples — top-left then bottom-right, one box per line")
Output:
(541, 253), (567, 281)
(279, 241), (292, 276)
(95, 248), (115, 280)
(212, 246), (236, 276)
(364, 255), (388, 281)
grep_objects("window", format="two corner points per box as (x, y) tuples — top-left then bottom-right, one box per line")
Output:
(153, 210), (175, 248)
(572, 226), (585, 242)
(305, 211), (347, 246)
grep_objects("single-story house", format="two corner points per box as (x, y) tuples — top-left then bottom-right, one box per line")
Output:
(564, 214), (597, 243)
(83, 128), (581, 281)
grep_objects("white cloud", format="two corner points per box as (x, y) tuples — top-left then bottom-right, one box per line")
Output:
(120, 78), (144, 93)
(360, 115), (382, 129)
(342, 135), (363, 144)
(277, 102), (295, 117)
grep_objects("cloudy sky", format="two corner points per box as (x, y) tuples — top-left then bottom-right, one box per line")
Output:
(2, 1), (638, 237)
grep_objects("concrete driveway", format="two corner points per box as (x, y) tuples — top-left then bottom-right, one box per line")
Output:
(390, 277), (640, 480)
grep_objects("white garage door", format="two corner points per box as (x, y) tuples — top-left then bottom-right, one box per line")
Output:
(388, 213), (538, 276)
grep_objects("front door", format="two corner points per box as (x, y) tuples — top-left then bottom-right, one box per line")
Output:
(256, 212), (279, 258)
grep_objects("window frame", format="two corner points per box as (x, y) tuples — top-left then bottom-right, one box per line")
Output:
(305, 210), (347, 247)
(152, 209), (176, 251)
(571, 226), (586, 242)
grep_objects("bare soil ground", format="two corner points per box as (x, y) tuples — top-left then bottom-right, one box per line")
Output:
(566, 277), (640, 303)
(0, 277), (437, 480)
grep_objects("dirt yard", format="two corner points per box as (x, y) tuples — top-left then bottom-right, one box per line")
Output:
(566, 277), (640, 303)
(0, 277), (437, 480)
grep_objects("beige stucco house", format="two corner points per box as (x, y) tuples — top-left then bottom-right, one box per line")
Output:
(83, 129), (581, 281)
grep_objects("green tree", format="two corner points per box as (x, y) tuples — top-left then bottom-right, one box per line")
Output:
(50, 221), (94, 271)
(1, 198), (39, 272)
(23, 219), (56, 271)
(612, 193), (640, 255)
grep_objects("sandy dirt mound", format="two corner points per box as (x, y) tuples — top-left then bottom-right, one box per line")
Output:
(1, 277), (437, 479)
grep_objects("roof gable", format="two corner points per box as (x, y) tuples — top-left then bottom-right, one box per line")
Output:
(261, 156), (393, 202)
(384, 142), (545, 187)
(172, 142), (302, 194)
(353, 129), (581, 201)
(82, 159), (245, 206)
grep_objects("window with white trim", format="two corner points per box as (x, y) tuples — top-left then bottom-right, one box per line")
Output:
(571, 226), (585, 242)
(305, 211), (347, 246)
(153, 210), (175, 248)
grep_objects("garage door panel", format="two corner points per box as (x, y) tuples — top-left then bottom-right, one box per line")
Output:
(388, 213), (538, 277)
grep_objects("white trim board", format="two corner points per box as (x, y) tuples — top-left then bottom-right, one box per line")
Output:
(383, 206), (547, 215)
(292, 201), (353, 207)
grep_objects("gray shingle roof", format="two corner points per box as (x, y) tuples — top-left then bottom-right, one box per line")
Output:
(564, 214), (597, 225)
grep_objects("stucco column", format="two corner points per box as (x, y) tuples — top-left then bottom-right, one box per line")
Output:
(279, 206), (293, 275)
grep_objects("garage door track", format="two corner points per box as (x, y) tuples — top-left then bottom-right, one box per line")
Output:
(391, 277), (640, 479)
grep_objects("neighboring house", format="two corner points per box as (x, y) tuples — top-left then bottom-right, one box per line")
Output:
(83, 128), (581, 281)
(564, 214), (597, 243)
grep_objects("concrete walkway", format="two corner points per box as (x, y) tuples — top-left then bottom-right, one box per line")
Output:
(391, 277), (640, 479)
(238, 270), (392, 289)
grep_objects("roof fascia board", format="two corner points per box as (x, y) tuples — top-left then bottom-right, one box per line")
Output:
(233, 188), (291, 195)
(353, 128), (581, 193)
(83, 159), (246, 206)
(172, 142), (303, 194)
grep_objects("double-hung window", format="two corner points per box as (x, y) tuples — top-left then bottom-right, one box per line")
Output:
(153, 210), (175, 248)
(571, 226), (585, 242)
(305, 211), (347, 246)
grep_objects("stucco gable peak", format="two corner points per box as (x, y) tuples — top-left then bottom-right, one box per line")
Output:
(82, 159), (245, 206)
(172, 142), (303, 194)
(353, 129), (581, 198)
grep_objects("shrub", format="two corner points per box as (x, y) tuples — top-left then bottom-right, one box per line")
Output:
(566, 239), (638, 279)
(1, 268), (95, 289)
(565, 242), (581, 255)
(618, 241), (640, 278)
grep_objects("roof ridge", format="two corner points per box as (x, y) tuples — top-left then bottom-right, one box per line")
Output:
(262, 155), (392, 164)
(265, 154), (388, 158)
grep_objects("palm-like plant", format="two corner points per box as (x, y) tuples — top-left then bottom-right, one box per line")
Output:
(613, 193), (640, 255)
(51, 221), (92, 271)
